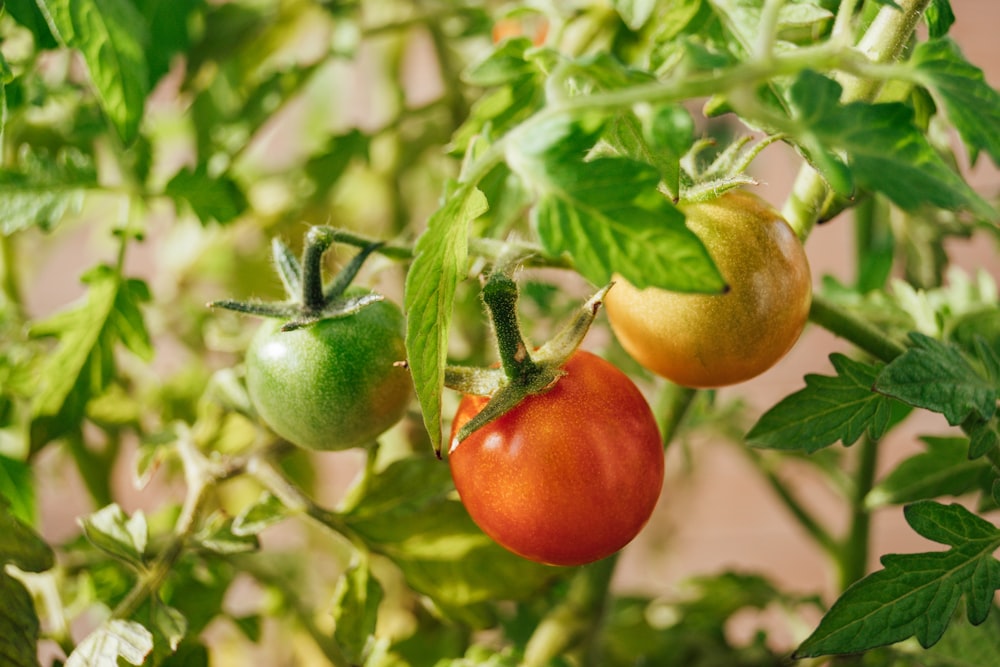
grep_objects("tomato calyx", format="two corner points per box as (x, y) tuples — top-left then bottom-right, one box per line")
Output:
(209, 226), (385, 329)
(445, 263), (611, 446)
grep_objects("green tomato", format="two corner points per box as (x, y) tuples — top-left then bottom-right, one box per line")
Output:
(245, 292), (411, 450)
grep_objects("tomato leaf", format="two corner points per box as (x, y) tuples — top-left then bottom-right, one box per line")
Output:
(404, 185), (487, 454)
(746, 353), (896, 453)
(332, 557), (383, 664)
(874, 332), (997, 426)
(785, 71), (994, 217)
(0, 573), (43, 667)
(65, 619), (154, 667)
(925, 0), (957, 40)
(794, 501), (1000, 657)
(922, 605), (1000, 666)
(514, 115), (724, 292)
(342, 456), (557, 615)
(0, 148), (97, 235)
(865, 436), (994, 508)
(0, 497), (54, 573)
(911, 37), (1000, 168)
(28, 266), (152, 452)
(36, 0), (150, 145)
(0, 455), (35, 527)
(164, 165), (248, 225)
(79, 503), (148, 568)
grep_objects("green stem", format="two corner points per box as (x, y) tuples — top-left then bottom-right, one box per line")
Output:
(808, 294), (907, 364)
(838, 435), (879, 591)
(0, 233), (23, 319)
(655, 384), (698, 451)
(300, 227), (336, 312)
(522, 555), (619, 667)
(481, 271), (539, 380)
(782, 0), (933, 238)
(747, 449), (840, 560)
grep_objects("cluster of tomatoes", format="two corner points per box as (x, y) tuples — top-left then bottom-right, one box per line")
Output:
(231, 191), (811, 566)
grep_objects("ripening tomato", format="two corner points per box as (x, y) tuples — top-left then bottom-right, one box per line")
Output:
(604, 190), (811, 388)
(245, 290), (412, 451)
(448, 351), (664, 567)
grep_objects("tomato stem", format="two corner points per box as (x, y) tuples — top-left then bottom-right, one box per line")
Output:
(301, 226), (336, 312)
(482, 270), (541, 381)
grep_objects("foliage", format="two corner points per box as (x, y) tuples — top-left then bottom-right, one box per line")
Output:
(0, 0), (998, 665)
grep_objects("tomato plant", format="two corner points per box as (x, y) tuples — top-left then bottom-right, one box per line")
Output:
(2, 1), (1000, 666)
(604, 190), (812, 387)
(449, 350), (664, 567)
(245, 292), (411, 451)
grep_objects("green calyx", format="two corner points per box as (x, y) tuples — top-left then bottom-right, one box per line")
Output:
(209, 226), (385, 329)
(445, 262), (612, 443)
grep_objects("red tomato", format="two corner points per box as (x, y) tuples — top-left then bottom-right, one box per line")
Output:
(448, 351), (664, 566)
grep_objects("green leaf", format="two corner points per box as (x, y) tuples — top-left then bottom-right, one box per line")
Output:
(612, 0), (657, 29)
(924, 0), (956, 38)
(29, 266), (152, 451)
(0, 149), (97, 234)
(0, 455), (35, 526)
(966, 416), (1000, 459)
(332, 558), (383, 664)
(194, 512), (259, 555)
(746, 354), (896, 453)
(342, 456), (557, 614)
(79, 503), (148, 567)
(164, 165), (248, 225)
(785, 71), (993, 217)
(911, 38), (1000, 168)
(0, 572), (42, 667)
(795, 501), (1000, 657)
(865, 436), (994, 508)
(231, 492), (288, 536)
(0, 499), (54, 573)
(132, 0), (202, 85)
(65, 619), (155, 667)
(36, 0), (150, 144)
(605, 105), (694, 202)
(404, 185), (488, 453)
(922, 605), (1000, 667)
(514, 116), (723, 292)
(4, 0), (59, 48)
(875, 333), (997, 426)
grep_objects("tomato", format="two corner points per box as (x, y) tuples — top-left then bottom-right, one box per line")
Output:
(448, 351), (664, 566)
(245, 290), (411, 451)
(604, 190), (811, 388)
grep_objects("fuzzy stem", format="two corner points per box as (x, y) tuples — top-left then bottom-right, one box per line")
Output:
(808, 295), (907, 364)
(481, 271), (539, 381)
(301, 226), (336, 312)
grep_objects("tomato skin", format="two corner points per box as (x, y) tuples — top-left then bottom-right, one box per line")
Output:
(245, 293), (411, 451)
(604, 191), (812, 388)
(448, 351), (664, 567)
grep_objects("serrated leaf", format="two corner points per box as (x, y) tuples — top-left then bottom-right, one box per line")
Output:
(133, 0), (201, 85)
(66, 619), (154, 667)
(231, 492), (288, 536)
(464, 37), (537, 87)
(165, 165), (247, 225)
(0, 499), (54, 573)
(911, 38), (1000, 168)
(784, 71), (993, 217)
(875, 333), (997, 426)
(612, 0), (657, 29)
(866, 436), (993, 508)
(37, 0), (150, 144)
(404, 185), (487, 453)
(0, 572), (42, 667)
(795, 501), (1000, 657)
(332, 558), (383, 664)
(514, 116), (723, 292)
(0, 149), (96, 234)
(923, 605), (1000, 667)
(29, 266), (152, 451)
(746, 353), (895, 453)
(79, 503), (148, 567)
(151, 600), (187, 652)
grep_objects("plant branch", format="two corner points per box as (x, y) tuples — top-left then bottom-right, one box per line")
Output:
(808, 294), (907, 363)
(838, 435), (879, 591)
